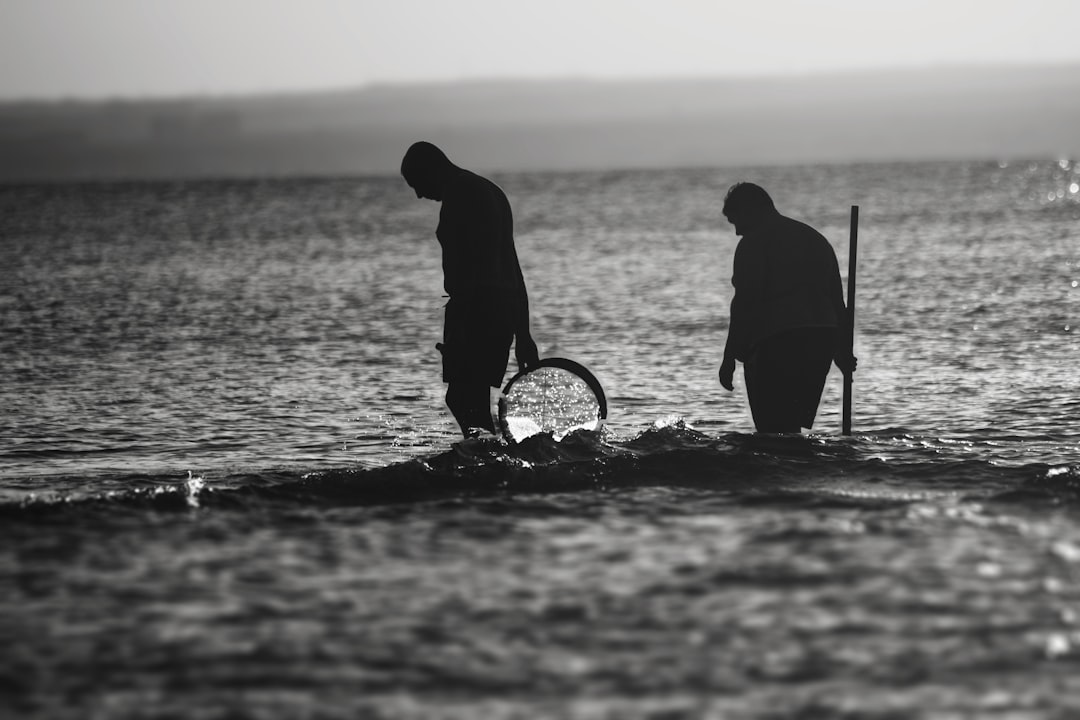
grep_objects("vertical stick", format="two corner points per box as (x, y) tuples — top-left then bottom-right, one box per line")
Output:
(842, 205), (859, 435)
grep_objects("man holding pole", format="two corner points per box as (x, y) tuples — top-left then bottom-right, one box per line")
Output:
(717, 182), (857, 433)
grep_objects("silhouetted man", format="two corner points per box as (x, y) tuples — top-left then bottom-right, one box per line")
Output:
(401, 141), (540, 437)
(718, 183), (856, 433)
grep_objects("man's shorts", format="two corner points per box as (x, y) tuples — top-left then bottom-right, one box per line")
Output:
(441, 294), (514, 388)
(744, 327), (836, 432)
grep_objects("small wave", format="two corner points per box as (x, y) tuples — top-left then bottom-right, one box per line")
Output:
(2, 425), (1069, 520)
(992, 464), (1080, 503)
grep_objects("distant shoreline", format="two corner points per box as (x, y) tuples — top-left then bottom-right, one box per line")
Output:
(1, 64), (1078, 182)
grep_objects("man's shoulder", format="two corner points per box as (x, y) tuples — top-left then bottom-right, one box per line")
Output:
(448, 169), (504, 198)
(777, 213), (817, 232)
(776, 214), (829, 243)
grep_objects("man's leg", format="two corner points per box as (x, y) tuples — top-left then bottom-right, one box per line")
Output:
(744, 336), (801, 434)
(745, 370), (801, 433)
(445, 382), (495, 437)
(746, 329), (835, 433)
(792, 329), (835, 430)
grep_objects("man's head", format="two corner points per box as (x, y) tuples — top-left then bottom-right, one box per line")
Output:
(722, 182), (777, 235)
(401, 141), (453, 201)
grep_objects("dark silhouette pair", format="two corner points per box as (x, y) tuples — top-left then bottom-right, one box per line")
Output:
(402, 142), (855, 437)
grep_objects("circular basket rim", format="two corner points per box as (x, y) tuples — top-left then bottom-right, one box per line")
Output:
(497, 357), (608, 443)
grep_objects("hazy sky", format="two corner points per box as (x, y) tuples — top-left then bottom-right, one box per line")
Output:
(3, 0), (1080, 99)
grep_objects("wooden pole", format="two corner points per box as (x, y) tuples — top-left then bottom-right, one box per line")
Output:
(842, 205), (858, 435)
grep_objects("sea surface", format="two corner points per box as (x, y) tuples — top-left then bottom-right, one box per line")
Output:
(2, 159), (1080, 719)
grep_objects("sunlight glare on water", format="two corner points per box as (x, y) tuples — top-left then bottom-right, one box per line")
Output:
(501, 366), (604, 442)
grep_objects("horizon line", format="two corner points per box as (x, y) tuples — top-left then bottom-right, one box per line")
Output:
(3, 59), (1079, 106)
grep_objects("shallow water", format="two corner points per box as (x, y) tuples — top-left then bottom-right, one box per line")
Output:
(2, 160), (1080, 718)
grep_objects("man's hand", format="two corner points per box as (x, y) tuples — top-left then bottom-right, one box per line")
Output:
(834, 352), (858, 376)
(718, 357), (736, 391)
(515, 333), (540, 372)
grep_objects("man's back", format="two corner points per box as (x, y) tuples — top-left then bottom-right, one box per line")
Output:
(437, 169), (519, 298)
(733, 213), (843, 350)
